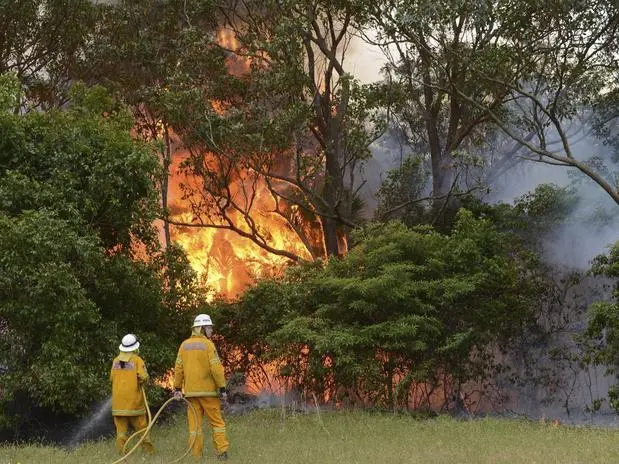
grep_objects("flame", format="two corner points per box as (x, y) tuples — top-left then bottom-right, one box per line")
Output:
(164, 147), (312, 299)
(216, 27), (251, 76)
(154, 27), (315, 299)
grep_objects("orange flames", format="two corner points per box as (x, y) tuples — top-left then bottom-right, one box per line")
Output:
(157, 28), (314, 299)
(164, 149), (312, 299)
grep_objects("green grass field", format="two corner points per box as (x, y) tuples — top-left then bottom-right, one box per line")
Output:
(2, 409), (619, 464)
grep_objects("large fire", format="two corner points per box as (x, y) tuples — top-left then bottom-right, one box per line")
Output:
(156, 28), (314, 299)
(163, 147), (312, 299)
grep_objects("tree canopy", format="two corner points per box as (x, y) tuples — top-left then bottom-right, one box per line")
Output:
(0, 77), (207, 432)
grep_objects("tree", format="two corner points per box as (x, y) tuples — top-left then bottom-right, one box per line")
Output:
(0, 79), (205, 432)
(354, 0), (619, 222)
(374, 156), (429, 225)
(582, 244), (619, 413)
(357, 0), (519, 201)
(166, 0), (385, 258)
(423, 1), (619, 204)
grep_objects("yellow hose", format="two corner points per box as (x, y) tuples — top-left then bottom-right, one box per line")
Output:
(111, 388), (198, 464)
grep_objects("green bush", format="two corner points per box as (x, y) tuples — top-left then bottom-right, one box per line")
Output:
(0, 78), (205, 431)
(216, 210), (541, 409)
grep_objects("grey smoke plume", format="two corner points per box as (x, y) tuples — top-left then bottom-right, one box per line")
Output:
(488, 129), (619, 270)
(345, 43), (619, 419)
(356, 117), (619, 420)
(485, 125), (619, 420)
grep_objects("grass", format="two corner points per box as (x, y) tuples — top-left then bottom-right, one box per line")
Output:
(1, 408), (619, 464)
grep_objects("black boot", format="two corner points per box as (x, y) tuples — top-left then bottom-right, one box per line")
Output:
(217, 451), (229, 460)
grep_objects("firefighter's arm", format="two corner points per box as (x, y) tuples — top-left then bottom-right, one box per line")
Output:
(137, 357), (149, 384)
(207, 341), (226, 390)
(173, 345), (184, 391)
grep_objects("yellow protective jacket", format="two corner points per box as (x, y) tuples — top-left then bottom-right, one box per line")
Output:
(110, 352), (148, 416)
(174, 334), (226, 397)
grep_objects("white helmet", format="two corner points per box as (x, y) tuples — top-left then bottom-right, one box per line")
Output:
(119, 333), (140, 352)
(193, 314), (213, 327)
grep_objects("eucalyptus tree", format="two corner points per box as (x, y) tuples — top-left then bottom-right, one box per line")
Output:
(357, 0), (619, 211)
(357, 0), (518, 201)
(168, 0), (385, 259)
(462, 0), (619, 205)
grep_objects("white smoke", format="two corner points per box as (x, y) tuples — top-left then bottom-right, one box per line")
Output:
(485, 127), (619, 419)
(488, 129), (619, 270)
(346, 32), (387, 85)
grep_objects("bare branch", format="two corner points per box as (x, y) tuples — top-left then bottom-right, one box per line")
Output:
(380, 185), (484, 219)
(454, 88), (619, 205)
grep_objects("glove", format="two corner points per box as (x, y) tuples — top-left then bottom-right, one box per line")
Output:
(173, 389), (183, 401)
(220, 387), (228, 403)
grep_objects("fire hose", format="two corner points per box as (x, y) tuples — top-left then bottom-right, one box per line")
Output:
(110, 387), (199, 464)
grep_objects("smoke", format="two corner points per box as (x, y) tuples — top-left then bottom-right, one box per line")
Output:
(488, 129), (619, 270)
(355, 113), (619, 420)
(357, 133), (411, 216)
(346, 32), (387, 85)
(343, 38), (619, 420)
(346, 36), (619, 270)
(483, 125), (619, 420)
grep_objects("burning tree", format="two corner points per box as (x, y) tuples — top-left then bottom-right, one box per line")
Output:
(165, 0), (386, 261)
(213, 210), (543, 410)
(64, 0), (386, 297)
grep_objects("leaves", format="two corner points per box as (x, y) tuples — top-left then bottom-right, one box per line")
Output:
(217, 210), (540, 409)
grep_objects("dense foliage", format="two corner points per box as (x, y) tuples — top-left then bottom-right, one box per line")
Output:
(0, 77), (205, 432)
(214, 210), (542, 410)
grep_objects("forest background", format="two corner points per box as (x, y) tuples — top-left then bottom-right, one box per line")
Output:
(1, 0), (619, 439)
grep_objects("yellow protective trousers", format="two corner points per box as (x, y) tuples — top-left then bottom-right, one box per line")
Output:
(113, 415), (155, 455)
(186, 396), (229, 459)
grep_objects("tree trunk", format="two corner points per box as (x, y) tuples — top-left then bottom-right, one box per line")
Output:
(323, 149), (341, 256)
(161, 126), (172, 249)
(322, 216), (340, 256)
(418, 38), (452, 198)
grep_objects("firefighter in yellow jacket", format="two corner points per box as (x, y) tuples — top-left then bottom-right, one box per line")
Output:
(174, 314), (229, 461)
(110, 333), (155, 455)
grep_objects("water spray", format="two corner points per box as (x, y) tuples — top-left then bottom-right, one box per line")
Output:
(110, 387), (199, 464)
(68, 396), (113, 447)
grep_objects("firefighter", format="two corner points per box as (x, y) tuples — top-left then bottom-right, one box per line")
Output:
(110, 333), (155, 455)
(174, 314), (229, 461)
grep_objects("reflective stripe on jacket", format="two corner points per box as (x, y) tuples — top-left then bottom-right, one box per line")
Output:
(174, 335), (226, 397)
(110, 353), (148, 416)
